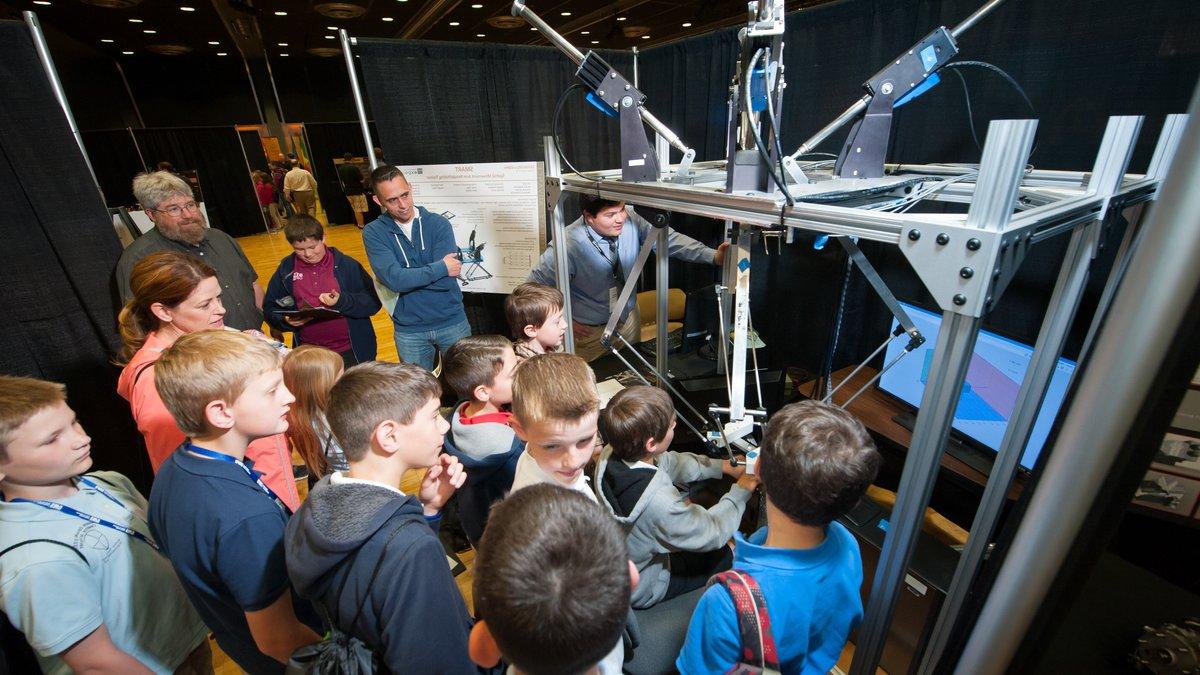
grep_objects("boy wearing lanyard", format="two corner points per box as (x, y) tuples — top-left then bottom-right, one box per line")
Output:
(0, 376), (210, 674)
(148, 331), (322, 674)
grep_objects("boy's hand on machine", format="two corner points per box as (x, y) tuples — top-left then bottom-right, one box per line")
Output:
(443, 254), (463, 277)
(714, 241), (730, 267)
(736, 472), (760, 492)
(420, 454), (467, 514)
(722, 461), (746, 479)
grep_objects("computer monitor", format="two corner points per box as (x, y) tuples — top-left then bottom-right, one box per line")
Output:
(877, 302), (1076, 472)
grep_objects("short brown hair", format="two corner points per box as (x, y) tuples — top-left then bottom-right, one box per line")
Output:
(582, 195), (624, 217)
(505, 283), (564, 340)
(442, 335), (511, 402)
(369, 164), (407, 189)
(759, 401), (880, 526)
(600, 386), (673, 462)
(474, 484), (630, 675)
(511, 353), (597, 428)
(326, 361), (441, 462)
(154, 331), (283, 437)
(0, 376), (67, 460)
(283, 215), (324, 244)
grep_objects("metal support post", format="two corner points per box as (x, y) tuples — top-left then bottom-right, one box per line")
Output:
(919, 116), (1143, 673)
(340, 30), (378, 171)
(850, 119), (1036, 675)
(954, 83), (1200, 675)
(24, 11), (101, 197)
(656, 134), (671, 378)
(729, 227), (752, 420)
(543, 135), (575, 353)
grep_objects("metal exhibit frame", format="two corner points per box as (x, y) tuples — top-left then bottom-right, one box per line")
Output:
(339, 15), (1192, 673)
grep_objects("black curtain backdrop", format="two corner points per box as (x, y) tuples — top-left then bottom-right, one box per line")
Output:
(117, 54), (261, 127)
(303, 121), (382, 227)
(239, 129), (270, 175)
(81, 128), (145, 209)
(131, 127), (265, 237)
(0, 22), (151, 493)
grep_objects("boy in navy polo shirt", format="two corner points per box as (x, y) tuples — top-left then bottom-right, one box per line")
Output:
(149, 330), (322, 674)
(676, 401), (881, 674)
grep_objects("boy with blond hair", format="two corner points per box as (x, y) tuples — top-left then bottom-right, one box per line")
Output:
(0, 376), (210, 675)
(677, 401), (881, 674)
(597, 386), (755, 609)
(441, 335), (523, 546)
(470, 484), (634, 675)
(149, 330), (322, 674)
(505, 282), (567, 361)
(509, 352), (600, 497)
(285, 361), (479, 673)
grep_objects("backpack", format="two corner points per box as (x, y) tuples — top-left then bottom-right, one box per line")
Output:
(708, 569), (782, 675)
(286, 520), (415, 674)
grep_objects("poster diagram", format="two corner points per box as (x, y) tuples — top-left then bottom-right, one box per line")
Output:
(395, 161), (545, 294)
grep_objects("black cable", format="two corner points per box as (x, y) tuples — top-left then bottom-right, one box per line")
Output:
(552, 83), (590, 178)
(762, 49), (795, 204)
(942, 60), (1039, 156)
(746, 48), (794, 205)
(949, 67), (983, 152)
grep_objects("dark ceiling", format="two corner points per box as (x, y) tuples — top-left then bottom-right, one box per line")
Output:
(1, 0), (829, 61)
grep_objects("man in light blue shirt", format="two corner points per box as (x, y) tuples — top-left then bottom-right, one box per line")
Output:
(529, 197), (727, 361)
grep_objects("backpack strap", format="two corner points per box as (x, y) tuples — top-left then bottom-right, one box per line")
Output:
(708, 569), (781, 675)
(325, 519), (418, 639)
(131, 361), (155, 387)
(0, 539), (88, 566)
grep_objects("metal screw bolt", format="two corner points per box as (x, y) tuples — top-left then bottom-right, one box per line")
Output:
(1000, 241), (1009, 252)
(936, 233), (950, 246)
(598, 90), (605, 96)
(960, 267), (974, 279)
(621, 96), (633, 108)
(985, 295), (993, 306)
(993, 268), (1001, 279)
(610, 72), (617, 78)
(967, 238), (981, 251)
(953, 294), (967, 306)
(908, 230), (921, 241)
(624, 84), (630, 90)
(881, 82), (893, 95)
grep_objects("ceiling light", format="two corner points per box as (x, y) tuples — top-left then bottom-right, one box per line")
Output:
(476, 33), (485, 37)
(471, 3), (482, 7)
(217, 52), (227, 56)
(327, 26), (337, 30)
(180, 6), (195, 11)
(208, 40), (220, 45)
(617, 16), (626, 21)
(324, 35), (335, 39)
(382, 16), (393, 21)
(278, 42), (288, 46)
(580, 30), (589, 34)
(122, 50), (134, 55)
(449, 21), (460, 26)
(530, 27), (537, 31)
(682, 22), (692, 27)
(560, 11), (570, 16)
(275, 11), (287, 16)
(591, 40), (598, 44)
(101, 38), (114, 43)
(33, 1), (50, 5)
(280, 53), (289, 56)
(641, 35), (650, 39)
(129, 18), (143, 23)
(143, 29), (156, 34)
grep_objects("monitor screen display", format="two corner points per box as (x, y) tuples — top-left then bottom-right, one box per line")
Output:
(877, 302), (1076, 472)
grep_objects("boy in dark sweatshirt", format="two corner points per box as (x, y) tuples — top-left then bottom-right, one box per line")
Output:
(440, 335), (523, 546)
(284, 361), (479, 673)
(596, 386), (756, 609)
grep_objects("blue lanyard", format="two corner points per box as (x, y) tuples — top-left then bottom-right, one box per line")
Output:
(185, 443), (291, 514)
(9, 477), (160, 551)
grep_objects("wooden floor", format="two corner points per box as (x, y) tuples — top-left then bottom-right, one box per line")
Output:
(212, 221), (473, 674)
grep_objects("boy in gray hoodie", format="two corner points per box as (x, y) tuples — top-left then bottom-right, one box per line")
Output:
(596, 386), (757, 609)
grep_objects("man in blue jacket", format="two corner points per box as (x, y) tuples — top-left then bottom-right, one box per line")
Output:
(364, 165), (470, 370)
(263, 215), (381, 365)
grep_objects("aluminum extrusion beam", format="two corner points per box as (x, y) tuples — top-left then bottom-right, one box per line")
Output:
(954, 83), (1200, 675)
(543, 136), (575, 353)
(340, 30), (378, 171)
(656, 134), (670, 377)
(850, 119), (1036, 675)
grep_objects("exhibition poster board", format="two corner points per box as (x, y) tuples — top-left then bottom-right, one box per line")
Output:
(394, 161), (545, 294)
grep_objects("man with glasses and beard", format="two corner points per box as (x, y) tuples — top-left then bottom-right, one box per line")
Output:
(115, 171), (266, 331)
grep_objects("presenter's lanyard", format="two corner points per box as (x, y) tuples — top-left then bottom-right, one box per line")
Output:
(186, 443), (291, 514)
(8, 477), (160, 551)
(585, 228), (625, 285)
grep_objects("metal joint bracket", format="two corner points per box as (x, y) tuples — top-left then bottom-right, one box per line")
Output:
(544, 176), (563, 207)
(899, 224), (1002, 316)
(746, 0), (786, 36)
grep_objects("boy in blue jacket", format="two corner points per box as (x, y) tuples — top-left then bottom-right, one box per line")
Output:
(285, 361), (483, 674)
(264, 216), (381, 366)
(440, 335), (523, 546)
(364, 165), (471, 370)
(676, 401), (881, 675)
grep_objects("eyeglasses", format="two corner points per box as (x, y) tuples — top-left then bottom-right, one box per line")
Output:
(153, 201), (200, 217)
